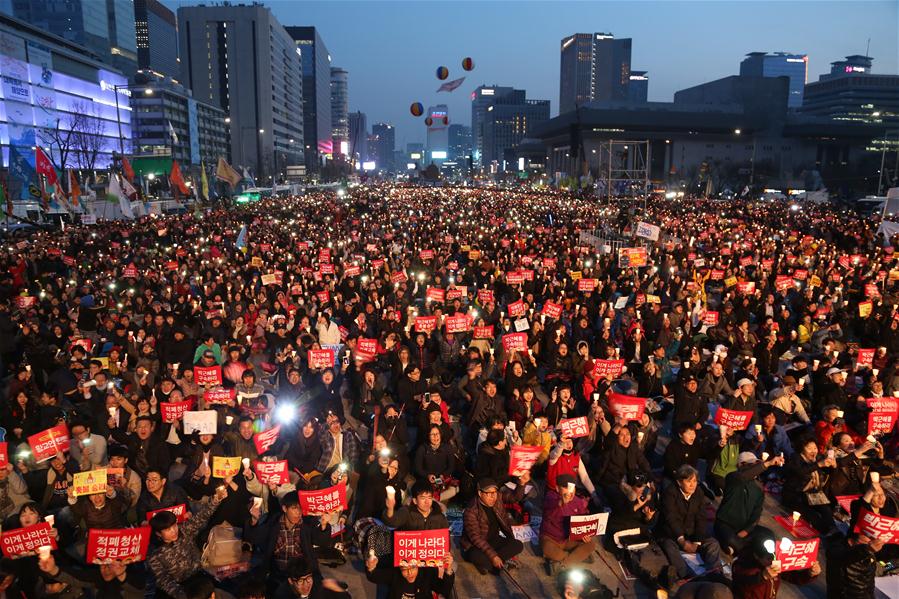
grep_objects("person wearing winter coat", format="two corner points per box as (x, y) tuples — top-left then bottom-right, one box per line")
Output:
(732, 527), (819, 599)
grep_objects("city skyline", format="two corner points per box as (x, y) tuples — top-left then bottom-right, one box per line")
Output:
(162, 0), (899, 148)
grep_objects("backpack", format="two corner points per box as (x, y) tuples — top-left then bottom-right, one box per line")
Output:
(201, 524), (243, 568)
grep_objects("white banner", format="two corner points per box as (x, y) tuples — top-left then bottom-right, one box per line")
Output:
(635, 221), (661, 241)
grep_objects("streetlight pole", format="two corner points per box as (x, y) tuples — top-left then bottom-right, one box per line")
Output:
(112, 84), (153, 159)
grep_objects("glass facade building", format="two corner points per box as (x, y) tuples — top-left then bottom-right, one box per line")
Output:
(740, 52), (808, 109)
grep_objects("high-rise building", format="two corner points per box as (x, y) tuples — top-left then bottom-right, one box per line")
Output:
(559, 32), (631, 114)
(371, 122), (395, 171)
(4, 0), (137, 74)
(471, 85), (514, 168)
(134, 0), (179, 79)
(426, 104), (449, 162)
(628, 71), (648, 103)
(330, 67), (348, 158)
(740, 52), (808, 109)
(0, 12), (132, 199)
(347, 111), (367, 164)
(448, 124), (472, 162)
(178, 3), (303, 182)
(802, 55), (899, 125)
(286, 26), (331, 172)
(472, 86), (550, 171)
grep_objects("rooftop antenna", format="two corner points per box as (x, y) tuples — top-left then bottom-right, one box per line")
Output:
(865, 38), (871, 57)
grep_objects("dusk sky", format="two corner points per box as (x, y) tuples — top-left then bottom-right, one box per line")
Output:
(165, 0), (899, 149)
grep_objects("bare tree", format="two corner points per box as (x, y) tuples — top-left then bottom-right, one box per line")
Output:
(38, 112), (86, 177)
(70, 100), (106, 172)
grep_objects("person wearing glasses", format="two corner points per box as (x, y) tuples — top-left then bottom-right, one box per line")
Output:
(461, 476), (529, 574)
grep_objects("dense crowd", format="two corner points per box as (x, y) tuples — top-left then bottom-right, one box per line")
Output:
(0, 184), (896, 599)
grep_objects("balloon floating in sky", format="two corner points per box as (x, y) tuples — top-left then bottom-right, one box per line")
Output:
(410, 102), (424, 117)
(436, 66), (449, 80)
(462, 57), (474, 71)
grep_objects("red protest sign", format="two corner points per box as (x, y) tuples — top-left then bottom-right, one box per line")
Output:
(507, 299), (526, 317)
(473, 325), (494, 339)
(27, 423), (70, 462)
(607, 393), (646, 422)
(592, 359), (624, 378)
(865, 283), (881, 298)
(568, 513), (609, 541)
(477, 289), (494, 304)
(774, 515), (818, 539)
(445, 314), (471, 334)
(867, 398), (899, 435)
(254, 460), (289, 485)
(415, 316), (438, 334)
(775, 538), (819, 572)
(857, 348), (875, 369)
(446, 287), (465, 301)
(703, 311), (719, 326)
(426, 287), (446, 304)
(298, 482), (347, 515)
(253, 425), (281, 455)
(854, 508), (899, 543)
(160, 399), (194, 423)
(710, 269), (725, 281)
(506, 272), (525, 285)
(419, 249), (435, 260)
(308, 349), (335, 369)
(714, 408), (754, 431)
(86, 527), (151, 564)
(577, 278), (598, 292)
(121, 264), (138, 279)
(0, 523), (57, 557)
(203, 388), (235, 405)
(736, 281), (756, 295)
(145, 503), (189, 524)
(393, 529), (450, 567)
(508, 445), (543, 475)
(390, 271), (408, 284)
(343, 264), (361, 277)
(836, 494), (861, 514)
(193, 365), (222, 386)
(15, 296), (36, 309)
(558, 417), (589, 439)
(502, 332), (528, 353)
(0, 442), (7, 469)
(542, 301), (563, 320)
(316, 289), (330, 303)
(358, 338), (378, 354)
(775, 276), (793, 293)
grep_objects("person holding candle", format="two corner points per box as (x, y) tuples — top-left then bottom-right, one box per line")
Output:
(715, 452), (785, 555)
(731, 527), (820, 599)
(782, 437), (838, 537)
(538, 473), (596, 575)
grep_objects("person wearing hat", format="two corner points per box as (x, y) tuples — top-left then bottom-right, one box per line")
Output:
(767, 375), (810, 425)
(461, 476), (528, 574)
(147, 484), (227, 599)
(672, 373), (708, 431)
(192, 333), (222, 365)
(539, 473), (596, 575)
(723, 378), (758, 426)
(714, 452), (785, 555)
(813, 366), (849, 415)
(658, 465), (722, 583)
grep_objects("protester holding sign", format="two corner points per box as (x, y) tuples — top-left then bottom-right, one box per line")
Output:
(365, 550), (455, 599)
(732, 527), (820, 598)
(539, 473), (597, 575)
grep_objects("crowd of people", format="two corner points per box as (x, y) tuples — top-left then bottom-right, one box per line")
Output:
(0, 184), (896, 599)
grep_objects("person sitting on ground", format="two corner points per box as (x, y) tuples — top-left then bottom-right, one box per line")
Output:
(714, 452), (785, 555)
(382, 479), (449, 531)
(364, 551), (456, 599)
(461, 475), (529, 574)
(657, 465), (723, 583)
(274, 557), (351, 599)
(732, 527), (820, 599)
(539, 473), (597, 575)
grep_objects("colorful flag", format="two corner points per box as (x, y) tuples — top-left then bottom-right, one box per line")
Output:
(437, 77), (465, 93)
(68, 170), (81, 207)
(200, 162), (209, 201)
(35, 147), (58, 186)
(169, 160), (189, 196)
(106, 175), (134, 220)
(215, 157), (241, 188)
(121, 156), (135, 181)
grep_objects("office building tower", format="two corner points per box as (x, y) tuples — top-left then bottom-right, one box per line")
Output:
(448, 124), (472, 161)
(178, 3), (303, 182)
(802, 55), (899, 124)
(134, 0), (179, 78)
(472, 86), (549, 171)
(426, 104), (449, 162)
(286, 26), (331, 172)
(347, 111), (367, 164)
(371, 122), (395, 171)
(740, 52), (808, 108)
(330, 67), (348, 157)
(4, 0), (137, 74)
(628, 71), (648, 103)
(559, 32), (631, 114)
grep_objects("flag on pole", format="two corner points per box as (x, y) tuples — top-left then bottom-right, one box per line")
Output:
(1, 177), (10, 216)
(167, 120), (179, 144)
(121, 156), (135, 181)
(215, 156), (241, 188)
(35, 147), (58, 186)
(121, 176), (139, 200)
(200, 162), (209, 201)
(236, 225), (247, 251)
(107, 175), (134, 219)
(437, 77), (465, 93)
(84, 176), (97, 201)
(68, 170), (81, 207)
(169, 160), (189, 196)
